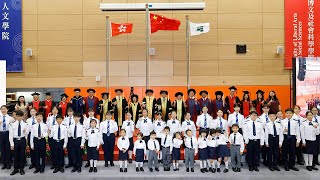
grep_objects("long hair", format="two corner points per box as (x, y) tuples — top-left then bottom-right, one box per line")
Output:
(17, 96), (26, 106)
(242, 94), (250, 102)
(268, 90), (278, 101)
(256, 93), (264, 101)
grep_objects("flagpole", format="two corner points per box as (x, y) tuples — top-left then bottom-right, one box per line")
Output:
(106, 16), (111, 93)
(186, 15), (191, 90)
(145, 3), (150, 89)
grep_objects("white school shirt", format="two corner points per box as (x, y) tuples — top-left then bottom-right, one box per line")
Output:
(147, 139), (160, 151)
(117, 136), (130, 150)
(166, 119), (181, 136)
(83, 117), (100, 130)
(26, 116), (37, 131)
(85, 128), (100, 148)
(259, 113), (270, 127)
(47, 114), (58, 135)
(243, 119), (265, 145)
(197, 137), (208, 149)
(136, 117), (153, 136)
(281, 118), (301, 143)
(133, 139), (147, 155)
(161, 134), (173, 149)
(216, 134), (228, 146)
(228, 132), (245, 152)
(207, 135), (217, 148)
(312, 115), (320, 135)
(51, 124), (68, 148)
(212, 117), (228, 134)
(184, 136), (198, 153)
(182, 119), (196, 137)
(63, 116), (75, 128)
(30, 122), (48, 149)
(152, 119), (166, 138)
(121, 120), (135, 138)
(9, 120), (29, 147)
(196, 113), (213, 129)
(302, 121), (319, 144)
(0, 114), (14, 131)
(100, 120), (118, 135)
(265, 121), (284, 146)
(172, 138), (183, 152)
(68, 122), (85, 139)
(293, 114), (306, 137)
(228, 112), (245, 128)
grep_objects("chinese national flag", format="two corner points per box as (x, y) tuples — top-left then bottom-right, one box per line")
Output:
(111, 22), (133, 37)
(150, 13), (181, 33)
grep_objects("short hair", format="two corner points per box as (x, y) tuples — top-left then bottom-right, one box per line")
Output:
(200, 129), (207, 134)
(35, 112), (43, 116)
(186, 129), (192, 134)
(250, 111), (258, 115)
(306, 111), (313, 117)
(174, 132), (181, 138)
(120, 129), (126, 133)
(88, 108), (94, 112)
(209, 128), (216, 135)
(150, 131), (156, 136)
(74, 113), (82, 118)
(52, 106), (59, 111)
(262, 104), (269, 108)
(56, 115), (63, 119)
(293, 105), (301, 110)
(67, 108), (74, 112)
(233, 103), (240, 108)
(90, 118), (97, 124)
(285, 108), (294, 113)
(231, 124), (239, 128)
(268, 111), (276, 115)
(15, 110), (24, 117)
(136, 132), (143, 137)
(215, 128), (222, 133)
(0, 105), (7, 109)
(164, 126), (170, 131)
(29, 107), (37, 112)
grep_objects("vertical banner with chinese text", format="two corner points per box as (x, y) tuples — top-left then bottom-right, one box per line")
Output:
(0, 0), (22, 72)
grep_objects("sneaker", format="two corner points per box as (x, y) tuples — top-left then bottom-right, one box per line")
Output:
(273, 166), (280, 171)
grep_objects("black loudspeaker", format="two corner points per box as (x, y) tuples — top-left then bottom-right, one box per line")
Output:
(236, 44), (247, 54)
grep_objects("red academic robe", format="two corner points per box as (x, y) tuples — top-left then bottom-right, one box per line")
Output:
(198, 98), (213, 115)
(225, 95), (241, 114)
(42, 100), (54, 119)
(84, 96), (99, 117)
(241, 100), (251, 118)
(252, 99), (264, 115)
(30, 100), (40, 111)
(59, 101), (69, 117)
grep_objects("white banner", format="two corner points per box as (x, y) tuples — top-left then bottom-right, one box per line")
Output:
(0, 60), (6, 106)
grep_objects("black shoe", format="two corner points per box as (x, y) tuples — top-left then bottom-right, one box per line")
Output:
(149, 168), (153, 172)
(167, 167), (170, 171)
(104, 162), (109, 167)
(53, 168), (59, 173)
(297, 161), (304, 165)
(314, 162), (320, 165)
(263, 161), (268, 166)
(307, 166), (312, 171)
(110, 161), (114, 166)
(77, 168), (81, 173)
(312, 166), (318, 171)
(285, 166), (289, 171)
(232, 167), (236, 172)
(129, 159), (132, 164)
(144, 160), (148, 163)
(269, 166), (274, 171)
(93, 167), (97, 172)
(253, 166), (259, 172)
(237, 168), (241, 172)
(249, 166), (253, 171)
(124, 168), (127, 172)
(85, 162), (90, 168)
(191, 168), (194, 172)
(140, 167), (144, 172)
(50, 165), (55, 169)
(204, 168), (208, 172)
(60, 168), (64, 173)
(174, 168), (177, 171)
(34, 169), (40, 174)
(186, 168), (189, 172)
(1, 165), (7, 170)
(155, 168), (159, 172)
(290, 166), (299, 171)
(65, 164), (71, 168)
(212, 168), (216, 173)
(136, 167), (139, 172)
(200, 168), (205, 173)
(223, 168), (228, 173)
(20, 169), (25, 175)
(29, 165), (35, 169)
(89, 167), (93, 173)
(273, 166), (280, 171)
(71, 167), (77, 172)
(6, 165), (11, 169)
(209, 167), (212, 172)
(10, 169), (19, 176)
(40, 168), (44, 173)
(120, 168), (123, 172)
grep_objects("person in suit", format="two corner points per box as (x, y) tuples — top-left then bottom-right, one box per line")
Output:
(142, 89), (157, 120)
(84, 89), (99, 118)
(98, 92), (111, 122)
(41, 92), (56, 122)
(225, 86), (241, 115)
(128, 94), (142, 124)
(156, 90), (171, 122)
(112, 89), (128, 127)
(186, 89), (200, 123)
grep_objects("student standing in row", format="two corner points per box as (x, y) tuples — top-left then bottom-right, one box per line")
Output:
(207, 129), (217, 173)
(121, 112), (135, 163)
(64, 108), (74, 169)
(84, 119), (100, 173)
(153, 113), (165, 161)
(228, 104), (245, 134)
(133, 132), (147, 172)
(293, 105), (305, 165)
(136, 109), (153, 161)
(184, 129), (197, 172)
(229, 124), (244, 172)
(161, 126), (172, 171)
(198, 130), (208, 173)
(117, 129), (130, 173)
(0, 105), (14, 170)
(26, 108), (37, 169)
(196, 106), (212, 133)
(167, 111), (181, 136)
(311, 107), (320, 166)
(172, 132), (183, 171)
(47, 106), (59, 170)
(148, 131), (160, 172)
(182, 112), (196, 137)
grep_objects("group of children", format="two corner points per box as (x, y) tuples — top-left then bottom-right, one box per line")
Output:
(1, 95), (320, 176)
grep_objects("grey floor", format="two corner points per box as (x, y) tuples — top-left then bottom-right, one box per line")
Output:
(0, 161), (319, 180)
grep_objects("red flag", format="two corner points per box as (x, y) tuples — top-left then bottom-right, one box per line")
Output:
(111, 22), (133, 37)
(150, 13), (181, 33)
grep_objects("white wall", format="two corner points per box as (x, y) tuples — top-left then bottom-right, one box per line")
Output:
(0, 60), (6, 106)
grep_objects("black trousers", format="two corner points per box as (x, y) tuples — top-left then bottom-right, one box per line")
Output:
(34, 138), (46, 170)
(71, 137), (82, 168)
(313, 135), (320, 164)
(48, 137), (56, 166)
(27, 133), (36, 166)
(296, 140), (304, 163)
(102, 133), (115, 162)
(247, 139), (260, 167)
(53, 140), (65, 168)
(67, 137), (73, 166)
(267, 135), (279, 167)
(13, 138), (26, 170)
(282, 135), (296, 167)
(0, 131), (11, 166)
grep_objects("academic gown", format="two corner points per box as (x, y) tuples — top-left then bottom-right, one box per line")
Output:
(70, 96), (84, 115)
(112, 97), (128, 127)
(84, 96), (100, 117)
(28, 100), (41, 112)
(212, 99), (226, 119)
(58, 101), (70, 117)
(241, 100), (251, 118)
(186, 97), (199, 123)
(156, 97), (172, 121)
(225, 95), (241, 114)
(252, 99), (264, 116)
(198, 98), (213, 115)
(128, 102), (142, 124)
(40, 100), (56, 121)
(142, 97), (157, 120)
(98, 99), (112, 121)
(172, 100), (186, 121)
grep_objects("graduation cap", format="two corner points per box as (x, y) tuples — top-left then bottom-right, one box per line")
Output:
(256, 89), (265, 95)
(60, 93), (69, 98)
(131, 94), (139, 100)
(45, 92), (52, 96)
(215, 91), (223, 96)
(229, 86), (237, 91)
(74, 88), (81, 92)
(243, 91), (250, 95)
(160, 90), (168, 95)
(31, 92), (40, 96)
(145, 89), (154, 94)
(175, 92), (183, 97)
(188, 89), (196, 95)
(199, 90), (208, 95)
(87, 88), (96, 93)
(101, 92), (109, 97)
(115, 89), (123, 93)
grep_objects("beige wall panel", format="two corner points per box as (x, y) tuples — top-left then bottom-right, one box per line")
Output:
(263, 60), (289, 75)
(23, 15), (38, 31)
(173, 45), (219, 61)
(218, 13), (262, 29)
(38, 62), (83, 77)
(128, 77), (146, 87)
(83, 30), (127, 46)
(128, 29), (173, 45)
(219, 60), (263, 76)
(263, 13), (284, 29)
(263, 44), (284, 60)
(191, 61), (219, 76)
(150, 61), (173, 76)
(38, 0), (82, 14)
(38, 15), (82, 30)
(219, 44), (263, 60)
(82, 77), (106, 87)
(173, 76), (187, 86)
(150, 77), (174, 86)
(22, 31), (38, 46)
(83, 46), (128, 61)
(174, 29), (218, 45)
(128, 44), (174, 61)
(263, 0), (284, 12)
(170, 13), (218, 30)
(218, 29), (262, 44)
(6, 61), (38, 77)
(83, 15), (128, 30)
(83, 0), (126, 14)
(38, 30), (82, 46)
(174, 61), (186, 76)
(22, 0), (38, 14)
(128, 46), (145, 61)
(110, 77), (130, 87)
(22, 46), (37, 62)
(38, 46), (82, 61)
(83, 61), (106, 76)
(110, 61), (129, 77)
(218, 0), (262, 13)
(129, 61), (146, 77)
(263, 29), (284, 44)
(7, 77), (85, 88)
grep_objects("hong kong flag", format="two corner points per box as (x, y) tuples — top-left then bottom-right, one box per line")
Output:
(111, 22), (133, 37)
(150, 13), (181, 33)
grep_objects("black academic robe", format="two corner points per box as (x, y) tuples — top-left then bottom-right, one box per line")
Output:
(142, 97), (157, 120)
(172, 100), (186, 121)
(225, 95), (241, 114)
(128, 102), (142, 124)
(156, 97), (172, 121)
(112, 97), (128, 127)
(98, 99), (112, 121)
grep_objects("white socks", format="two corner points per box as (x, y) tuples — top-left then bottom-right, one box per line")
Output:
(93, 160), (97, 167)
(129, 151), (133, 159)
(119, 161), (123, 168)
(124, 160), (128, 168)
(136, 162), (143, 167)
(90, 160), (93, 167)
(225, 161), (229, 169)
(304, 154), (314, 166)
(200, 161), (207, 168)
(136, 162), (139, 167)
(217, 161), (221, 168)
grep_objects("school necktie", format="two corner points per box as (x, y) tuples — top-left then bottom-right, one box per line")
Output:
(164, 135), (167, 145)
(58, 125), (61, 140)
(74, 124), (77, 138)
(140, 140), (143, 143)
(234, 133), (236, 145)
(157, 122), (161, 126)
(190, 138), (193, 148)
(32, 117), (35, 125)
(144, 119), (147, 123)
(18, 122), (21, 137)
(107, 121), (110, 136)
(252, 122), (256, 136)
(204, 114), (207, 128)
(219, 117), (223, 129)
(266, 114), (269, 123)
(69, 117), (72, 126)
(2, 116), (6, 131)
(187, 121), (191, 126)
(38, 124), (41, 137)
(315, 116), (318, 123)
(127, 121), (130, 126)
(288, 120), (291, 136)
(122, 137), (125, 140)
(273, 123), (277, 136)
(153, 140), (157, 149)
(309, 122), (313, 126)
(236, 113), (238, 124)
(52, 116), (56, 126)
(172, 120), (176, 124)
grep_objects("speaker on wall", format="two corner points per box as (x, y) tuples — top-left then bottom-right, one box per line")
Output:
(236, 44), (247, 54)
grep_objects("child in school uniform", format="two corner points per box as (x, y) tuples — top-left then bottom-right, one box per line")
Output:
(196, 106), (213, 133)
(260, 104), (270, 166)
(207, 128), (217, 173)
(215, 128), (230, 173)
(228, 104), (245, 134)
(63, 108), (74, 128)
(172, 132), (183, 171)
(198, 129), (209, 173)
(276, 110), (284, 122)
(83, 119), (100, 173)
(136, 109), (153, 162)
(184, 129), (197, 172)
(121, 112), (135, 164)
(311, 107), (320, 166)
(213, 110), (228, 135)
(133, 132), (147, 172)
(9, 110), (28, 176)
(265, 111), (283, 171)
(117, 129), (130, 172)
(68, 113), (85, 173)
(0, 105), (14, 170)
(51, 115), (68, 173)
(182, 112), (196, 137)
(26, 108), (37, 169)
(47, 106), (59, 170)
(293, 105), (305, 165)
(153, 112), (166, 161)
(167, 111), (182, 136)
(161, 126), (172, 171)
(229, 124), (244, 172)
(30, 112), (48, 174)
(64, 108), (75, 169)
(302, 111), (319, 171)
(147, 131), (160, 172)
